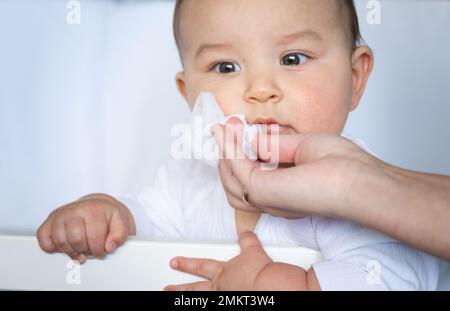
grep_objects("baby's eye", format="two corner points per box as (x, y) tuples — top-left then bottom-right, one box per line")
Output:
(281, 53), (309, 67)
(212, 61), (241, 74)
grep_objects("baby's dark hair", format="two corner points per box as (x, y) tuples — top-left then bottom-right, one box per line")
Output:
(173, 0), (361, 54)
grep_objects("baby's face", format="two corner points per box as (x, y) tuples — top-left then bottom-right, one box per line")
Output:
(176, 0), (372, 134)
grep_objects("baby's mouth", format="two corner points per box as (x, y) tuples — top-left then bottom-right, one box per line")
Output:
(251, 118), (295, 135)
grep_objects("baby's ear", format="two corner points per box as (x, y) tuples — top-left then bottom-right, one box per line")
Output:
(350, 46), (374, 111)
(176, 71), (193, 110)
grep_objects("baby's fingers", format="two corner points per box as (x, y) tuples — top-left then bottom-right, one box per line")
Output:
(36, 220), (57, 253)
(84, 216), (108, 258)
(51, 222), (80, 260)
(105, 211), (129, 253)
(65, 217), (90, 255)
(169, 256), (223, 280)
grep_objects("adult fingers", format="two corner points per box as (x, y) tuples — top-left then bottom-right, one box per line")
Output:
(213, 123), (260, 198)
(219, 160), (260, 211)
(253, 133), (358, 165)
(226, 192), (261, 213)
(252, 133), (317, 164)
(218, 160), (243, 199)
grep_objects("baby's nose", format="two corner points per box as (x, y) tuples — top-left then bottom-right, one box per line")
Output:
(244, 86), (283, 105)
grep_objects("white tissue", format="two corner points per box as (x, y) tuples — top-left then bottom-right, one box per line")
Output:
(186, 92), (263, 167)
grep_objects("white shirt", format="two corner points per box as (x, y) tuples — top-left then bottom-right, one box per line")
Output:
(118, 137), (440, 291)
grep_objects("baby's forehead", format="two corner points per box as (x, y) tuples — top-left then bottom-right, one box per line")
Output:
(176, 0), (348, 53)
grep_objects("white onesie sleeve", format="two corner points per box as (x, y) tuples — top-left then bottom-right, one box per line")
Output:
(306, 133), (441, 290)
(311, 217), (441, 291)
(116, 159), (187, 238)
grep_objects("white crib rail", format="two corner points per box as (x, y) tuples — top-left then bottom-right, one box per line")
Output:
(0, 235), (322, 291)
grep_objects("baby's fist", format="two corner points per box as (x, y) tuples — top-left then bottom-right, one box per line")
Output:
(36, 193), (136, 264)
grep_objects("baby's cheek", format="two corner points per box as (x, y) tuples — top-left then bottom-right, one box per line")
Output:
(187, 78), (244, 116)
(212, 92), (244, 116)
(297, 60), (353, 132)
(289, 86), (350, 133)
(315, 102), (349, 132)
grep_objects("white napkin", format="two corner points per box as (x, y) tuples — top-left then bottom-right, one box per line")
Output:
(183, 92), (263, 167)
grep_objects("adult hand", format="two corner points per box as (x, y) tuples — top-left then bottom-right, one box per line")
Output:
(214, 118), (380, 219)
(214, 119), (450, 261)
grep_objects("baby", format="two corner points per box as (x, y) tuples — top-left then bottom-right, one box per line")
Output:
(37, 0), (440, 290)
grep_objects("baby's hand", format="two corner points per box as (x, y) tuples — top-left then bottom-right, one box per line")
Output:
(165, 232), (320, 291)
(36, 193), (136, 264)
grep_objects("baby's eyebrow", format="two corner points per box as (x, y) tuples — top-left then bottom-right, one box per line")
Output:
(195, 43), (234, 58)
(277, 30), (323, 45)
(194, 30), (323, 58)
